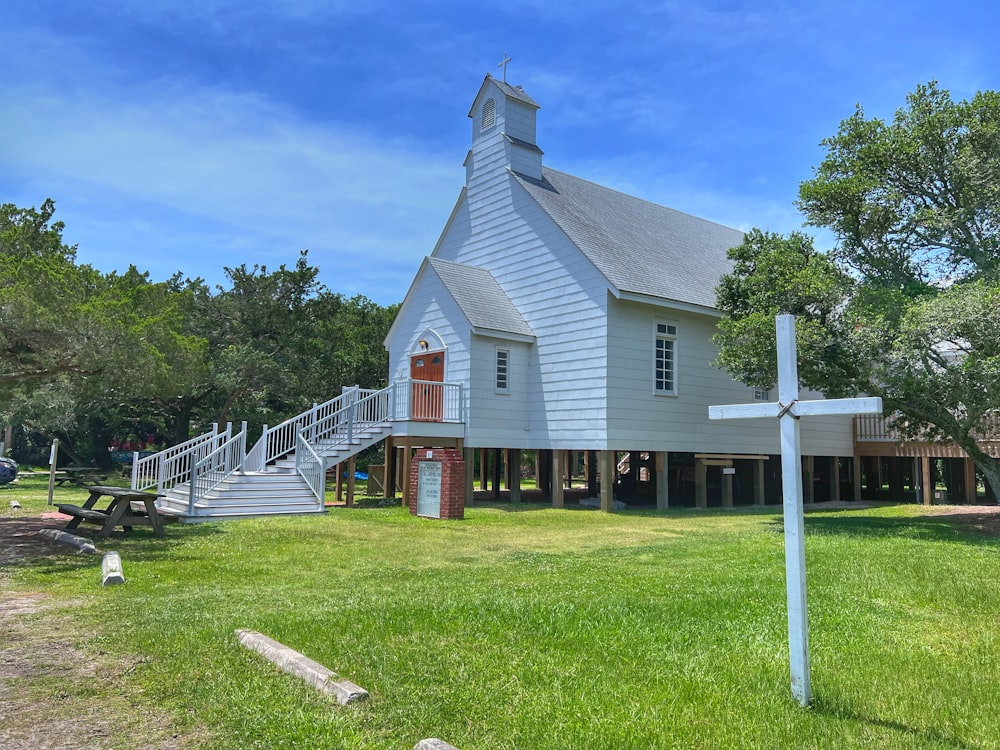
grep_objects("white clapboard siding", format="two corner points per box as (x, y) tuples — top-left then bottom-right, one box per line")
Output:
(606, 300), (856, 455)
(435, 168), (613, 448)
(386, 267), (472, 392)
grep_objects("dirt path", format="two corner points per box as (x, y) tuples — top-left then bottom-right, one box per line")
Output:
(0, 515), (196, 750)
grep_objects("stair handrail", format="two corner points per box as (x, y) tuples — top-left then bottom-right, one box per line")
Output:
(132, 423), (225, 493)
(309, 385), (394, 451)
(245, 388), (364, 472)
(295, 432), (326, 507)
(189, 423), (247, 515)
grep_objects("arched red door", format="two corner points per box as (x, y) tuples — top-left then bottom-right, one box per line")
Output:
(410, 352), (444, 421)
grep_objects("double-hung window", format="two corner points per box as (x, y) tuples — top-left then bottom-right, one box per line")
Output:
(654, 321), (678, 395)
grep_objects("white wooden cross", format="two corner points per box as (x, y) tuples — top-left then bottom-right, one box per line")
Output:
(497, 52), (512, 82)
(708, 314), (881, 706)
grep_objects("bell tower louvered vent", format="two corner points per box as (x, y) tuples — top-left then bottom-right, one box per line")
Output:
(481, 98), (496, 130)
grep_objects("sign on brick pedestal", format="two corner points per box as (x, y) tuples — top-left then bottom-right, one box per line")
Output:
(409, 448), (465, 520)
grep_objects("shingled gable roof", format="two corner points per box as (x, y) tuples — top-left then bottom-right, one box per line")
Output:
(467, 73), (540, 116)
(512, 167), (745, 311)
(426, 257), (536, 341)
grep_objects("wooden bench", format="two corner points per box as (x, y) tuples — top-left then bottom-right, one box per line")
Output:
(55, 504), (111, 523)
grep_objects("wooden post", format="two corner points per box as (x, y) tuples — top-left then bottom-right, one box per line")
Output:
(346, 456), (356, 508)
(695, 458), (707, 509)
(888, 458), (905, 500)
(47, 438), (60, 506)
(479, 449), (488, 490)
(921, 456), (932, 505)
(383, 436), (394, 499)
(586, 451), (598, 495)
(551, 449), (564, 508)
(852, 457), (862, 501)
(655, 451), (668, 510)
(492, 448), (502, 499)
(722, 466), (733, 508)
(336, 463), (343, 503)
(510, 449), (522, 503)
(964, 458), (977, 504)
(754, 458), (766, 506)
(463, 447), (475, 506)
(401, 438), (413, 507)
(538, 450), (550, 497)
(830, 457), (841, 502)
(599, 451), (614, 512)
(802, 456), (814, 505)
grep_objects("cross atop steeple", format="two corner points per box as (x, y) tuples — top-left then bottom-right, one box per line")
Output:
(497, 52), (512, 82)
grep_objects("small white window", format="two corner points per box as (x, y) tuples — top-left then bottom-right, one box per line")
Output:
(753, 387), (771, 401)
(495, 347), (510, 393)
(482, 98), (496, 130)
(654, 321), (678, 395)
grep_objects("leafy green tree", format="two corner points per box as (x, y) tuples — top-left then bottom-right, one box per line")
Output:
(715, 83), (1000, 497)
(2, 201), (397, 459)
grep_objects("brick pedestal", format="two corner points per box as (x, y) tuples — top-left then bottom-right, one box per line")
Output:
(408, 448), (465, 520)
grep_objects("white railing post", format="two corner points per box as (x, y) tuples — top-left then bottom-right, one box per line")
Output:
(132, 451), (141, 492)
(188, 474), (196, 516)
(347, 394), (355, 442)
(239, 421), (248, 473)
(260, 424), (268, 471)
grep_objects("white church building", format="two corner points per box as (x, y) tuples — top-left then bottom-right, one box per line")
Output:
(146, 73), (991, 522)
(382, 73), (856, 510)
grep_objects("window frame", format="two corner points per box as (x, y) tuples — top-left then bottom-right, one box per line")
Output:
(494, 346), (510, 394)
(653, 320), (678, 396)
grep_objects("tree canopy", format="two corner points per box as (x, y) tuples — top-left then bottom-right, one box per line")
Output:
(1, 200), (397, 464)
(715, 82), (1000, 496)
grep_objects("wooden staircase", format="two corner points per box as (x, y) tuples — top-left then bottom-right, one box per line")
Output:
(141, 388), (395, 523)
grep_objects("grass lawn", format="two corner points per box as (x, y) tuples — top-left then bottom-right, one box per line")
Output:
(3, 476), (999, 749)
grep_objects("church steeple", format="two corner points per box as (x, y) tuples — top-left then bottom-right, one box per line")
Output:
(465, 73), (543, 182)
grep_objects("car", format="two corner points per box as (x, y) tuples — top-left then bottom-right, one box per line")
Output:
(0, 457), (18, 485)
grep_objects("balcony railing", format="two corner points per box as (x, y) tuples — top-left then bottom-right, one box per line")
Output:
(855, 413), (1000, 443)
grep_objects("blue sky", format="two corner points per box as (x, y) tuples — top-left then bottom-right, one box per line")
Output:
(3, 1), (998, 305)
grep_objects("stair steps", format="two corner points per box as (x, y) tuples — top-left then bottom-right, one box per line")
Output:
(154, 421), (392, 522)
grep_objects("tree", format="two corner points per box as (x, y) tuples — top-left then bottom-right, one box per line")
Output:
(714, 83), (1000, 497)
(1, 201), (398, 459)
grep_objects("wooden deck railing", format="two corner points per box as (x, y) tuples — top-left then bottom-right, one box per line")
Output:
(855, 412), (1000, 443)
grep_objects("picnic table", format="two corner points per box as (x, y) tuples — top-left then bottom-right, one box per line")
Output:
(56, 485), (172, 540)
(55, 466), (111, 486)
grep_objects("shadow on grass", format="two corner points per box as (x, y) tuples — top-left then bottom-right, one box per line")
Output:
(471, 501), (562, 513)
(4, 519), (229, 575)
(769, 511), (1000, 547)
(813, 696), (982, 749)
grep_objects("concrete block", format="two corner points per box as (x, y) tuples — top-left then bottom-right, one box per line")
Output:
(38, 528), (98, 555)
(101, 551), (125, 586)
(235, 629), (369, 705)
(415, 740), (460, 750)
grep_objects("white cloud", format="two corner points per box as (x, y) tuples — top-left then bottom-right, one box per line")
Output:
(0, 27), (461, 302)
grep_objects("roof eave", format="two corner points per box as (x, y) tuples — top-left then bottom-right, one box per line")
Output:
(471, 327), (536, 344)
(617, 291), (723, 318)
